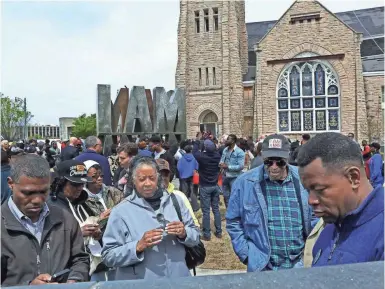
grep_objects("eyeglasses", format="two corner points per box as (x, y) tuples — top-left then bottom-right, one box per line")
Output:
(264, 158), (287, 167)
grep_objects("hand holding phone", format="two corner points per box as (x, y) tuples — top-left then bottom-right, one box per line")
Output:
(81, 224), (99, 237)
(50, 269), (71, 283)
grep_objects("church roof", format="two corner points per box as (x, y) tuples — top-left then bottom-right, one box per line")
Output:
(246, 6), (384, 50)
(362, 55), (384, 73)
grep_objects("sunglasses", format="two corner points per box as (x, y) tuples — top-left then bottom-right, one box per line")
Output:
(264, 158), (287, 167)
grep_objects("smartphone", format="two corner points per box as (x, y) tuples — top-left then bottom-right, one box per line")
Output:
(50, 269), (71, 283)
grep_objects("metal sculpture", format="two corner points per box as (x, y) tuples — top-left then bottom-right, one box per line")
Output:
(97, 85), (186, 146)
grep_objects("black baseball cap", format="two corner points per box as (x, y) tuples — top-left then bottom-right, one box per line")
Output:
(56, 160), (92, 183)
(261, 134), (290, 159)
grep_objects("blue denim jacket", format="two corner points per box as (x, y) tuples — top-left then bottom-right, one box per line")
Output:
(220, 145), (245, 178)
(226, 164), (316, 272)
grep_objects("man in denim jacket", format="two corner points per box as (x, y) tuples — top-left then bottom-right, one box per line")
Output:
(226, 134), (314, 272)
(219, 134), (245, 208)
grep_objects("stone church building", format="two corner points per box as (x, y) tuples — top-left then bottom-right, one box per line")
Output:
(175, 0), (384, 141)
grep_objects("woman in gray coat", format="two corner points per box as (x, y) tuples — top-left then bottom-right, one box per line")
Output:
(101, 156), (200, 280)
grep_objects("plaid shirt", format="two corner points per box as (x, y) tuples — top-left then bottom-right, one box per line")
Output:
(264, 170), (304, 270)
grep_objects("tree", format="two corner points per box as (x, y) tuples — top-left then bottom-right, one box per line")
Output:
(72, 114), (97, 138)
(31, 135), (44, 140)
(1, 94), (33, 141)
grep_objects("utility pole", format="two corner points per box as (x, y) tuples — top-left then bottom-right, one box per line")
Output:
(24, 98), (27, 141)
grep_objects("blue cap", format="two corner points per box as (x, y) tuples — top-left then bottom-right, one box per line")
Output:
(204, 140), (216, 152)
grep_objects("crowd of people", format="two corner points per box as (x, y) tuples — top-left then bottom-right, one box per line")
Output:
(0, 131), (383, 286)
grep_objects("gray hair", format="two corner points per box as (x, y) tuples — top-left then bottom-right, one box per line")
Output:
(10, 154), (50, 183)
(130, 156), (163, 190)
(85, 136), (100, 149)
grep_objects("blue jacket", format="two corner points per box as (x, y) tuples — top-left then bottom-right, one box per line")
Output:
(1, 164), (11, 205)
(226, 165), (314, 272)
(312, 185), (384, 267)
(177, 153), (198, 179)
(369, 154), (384, 187)
(75, 150), (112, 186)
(220, 145), (245, 178)
(192, 141), (221, 187)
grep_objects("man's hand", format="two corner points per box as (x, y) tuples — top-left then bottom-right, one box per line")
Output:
(30, 274), (58, 285)
(136, 229), (163, 253)
(166, 221), (186, 239)
(81, 224), (99, 237)
(100, 209), (111, 220)
(92, 228), (103, 241)
(66, 280), (77, 284)
(220, 163), (228, 169)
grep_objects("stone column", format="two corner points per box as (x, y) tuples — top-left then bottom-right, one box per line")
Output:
(253, 44), (262, 138)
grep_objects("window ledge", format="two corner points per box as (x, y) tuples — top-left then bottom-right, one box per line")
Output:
(290, 12), (321, 23)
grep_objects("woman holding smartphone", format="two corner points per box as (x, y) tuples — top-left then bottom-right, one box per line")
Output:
(102, 156), (200, 280)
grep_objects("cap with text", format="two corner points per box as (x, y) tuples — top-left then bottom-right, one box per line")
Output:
(56, 160), (92, 183)
(261, 134), (290, 159)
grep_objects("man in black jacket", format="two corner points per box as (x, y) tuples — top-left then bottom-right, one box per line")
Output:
(192, 139), (222, 241)
(1, 154), (89, 286)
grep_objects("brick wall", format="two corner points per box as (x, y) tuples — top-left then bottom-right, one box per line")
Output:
(364, 75), (384, 141)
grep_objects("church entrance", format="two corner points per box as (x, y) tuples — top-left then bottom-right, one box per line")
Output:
(199, 111), (218, 137)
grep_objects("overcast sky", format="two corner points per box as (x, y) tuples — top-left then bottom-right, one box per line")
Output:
(1, 0), (383, 125)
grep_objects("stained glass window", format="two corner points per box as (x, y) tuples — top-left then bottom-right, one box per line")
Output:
(277, 60), (339, 133)
(303, 111), (313, 131)
(328, 97), (338, 107)
(290, 111), (301, 131)
(315, 98), (326, 108)
(302, 98), (313, 108)
(278, 99), (288, 109)
(316, 110), (326, 131)
(315, 65), (325, 95)
(290, 67), (300, 97)
(278, 112), (289, 132)
(290, 99), (300, 109)
(278, 88), (288, 98)
(328, 85), (338, 95)
(328, 110), (339, 130)
(302, 65), (313, 96)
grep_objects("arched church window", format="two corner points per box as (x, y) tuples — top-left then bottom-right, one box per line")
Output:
(315, 65), (325, 95)
(276, 60), (340, 133)
(289, 66), (300, 97)
(202, 111), (218, 123)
